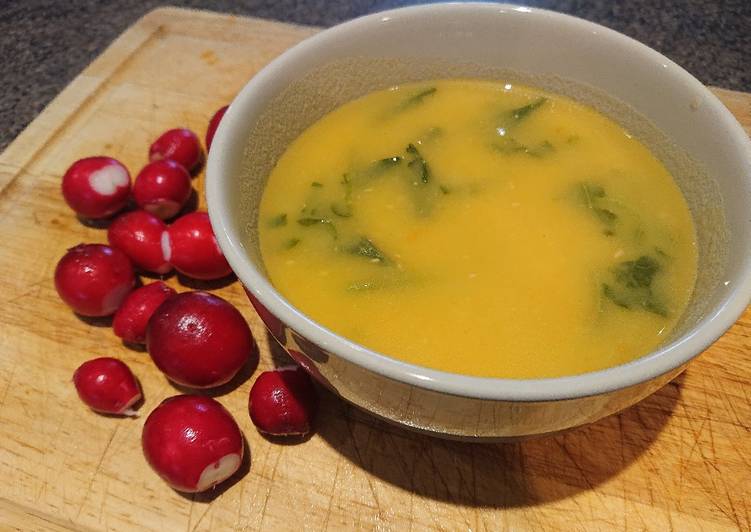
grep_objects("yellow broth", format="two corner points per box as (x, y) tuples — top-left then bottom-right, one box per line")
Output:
(257, 80), (697, 378)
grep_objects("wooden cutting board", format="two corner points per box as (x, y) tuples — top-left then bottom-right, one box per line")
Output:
(0, 7), (749, 531)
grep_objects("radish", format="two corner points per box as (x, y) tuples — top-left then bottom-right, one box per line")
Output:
(54, 244), (135, 316)
(133, 160), (192, 220)
(113, 281), (176, 344)
(163, 211), (232, 280)
(142, 395), (244, 492)
(248, 366), (318, 436)
(146, 291), (254, 388)
(73, 357), (142, 416)
(61, 156), (131, 219)
(149, 128), (203, 174)
(205, 105), (228, 152)
(107, 210), (172, 275)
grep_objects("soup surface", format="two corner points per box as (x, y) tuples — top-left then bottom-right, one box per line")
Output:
(258, 79), (697, 378)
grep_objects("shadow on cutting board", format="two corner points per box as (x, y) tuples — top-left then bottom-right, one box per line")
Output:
(267, 335), (684, 508)
(319, 375), (682, 508)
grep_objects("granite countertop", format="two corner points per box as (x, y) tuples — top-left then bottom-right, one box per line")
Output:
(1, 0), (749, 151)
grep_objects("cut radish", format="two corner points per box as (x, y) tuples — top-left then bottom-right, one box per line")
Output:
(113, 281), (176, 344)
(142, 395), (244, 492)
(73, 357), (142, 415)
(166, 212), (232, 280)
(54, 244), (135, 316)
(149, 128), (203, 173)
(146, 291), (254, 388)
(61, 157), (131, 219)
(107, 210), (172, 275)
(133, 160), (192, 220)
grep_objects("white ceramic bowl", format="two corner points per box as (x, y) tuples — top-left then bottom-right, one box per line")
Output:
(207, 3), (751, 439)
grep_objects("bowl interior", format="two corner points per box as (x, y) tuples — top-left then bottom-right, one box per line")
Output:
(208, 3), (751, 399)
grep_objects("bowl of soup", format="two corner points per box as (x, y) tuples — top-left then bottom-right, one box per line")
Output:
(206, 3), (751, 439)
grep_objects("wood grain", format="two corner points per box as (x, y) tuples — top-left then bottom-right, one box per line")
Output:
(0, 7), (748, 531)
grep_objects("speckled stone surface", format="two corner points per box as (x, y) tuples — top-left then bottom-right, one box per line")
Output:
(1, 0), (749, 150)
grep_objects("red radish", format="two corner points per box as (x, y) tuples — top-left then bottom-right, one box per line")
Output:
(142, 395), (243, 492)
(113, 281), (176, 344)
(54, 244), (135, 316)
(248, 366), (318, 436)
(73, 357), (142, 415)
(61, 156), (131, 219)
(149, 128), (203, 173)
(205, 105), (228, 152)
(146, 291), (254, 388)
(163, 212), (232, 280)
(107, 210), (172, 275)
(133, 160), (192, 220)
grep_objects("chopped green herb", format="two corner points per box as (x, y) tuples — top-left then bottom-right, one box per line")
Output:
(579, 183), (606, 208)
(613, 255), (660, 288)
(439, 185), (451, 195)
(509, 97), (547, 122)
(643, 298), (668, 317)
(576, 182), (618, 234)
(528, 141), (554, 158)
(492, 137), (527, 154)
(406, 143), (430, 184)
(341, 173), (352, 202)
(375, 156), (402, 170)
(268, 213), (287, 228)
(297, 217), (337, 239)
(345, 237), (391, 265)
(349, 157), (402, 186)
(396, 87), (437, 112)
(331, 202), (353, 218)
(492, 138), (555, 158)
(594, 207), (617, 225)
(311, 181), (323, 188)
(283, 238), (300, 249)
(601, 255), (668, 317)
(602, 284), (630, 308)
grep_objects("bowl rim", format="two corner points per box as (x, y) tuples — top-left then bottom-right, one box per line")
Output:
(206, 2), (751, 401)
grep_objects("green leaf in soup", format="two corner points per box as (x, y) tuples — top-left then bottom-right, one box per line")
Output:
(508, 97), (547, 122)
(601, 283), (630, 309)
(375, 156), (402, 170)
(297, 216), (338, 239)
(341, 173), (353, 202)
(579, 182), (606, 208)
(613, 255), (660, 288)
(594, 207), (617, 225)
(643, 298), (668, 317)
(406, 143), (430, 184)
(311, 181), (323, 188)
(331, 202), (353, 218)
(344, 237), (392, 265)
(492, 137), (555, 158)
(349, 156), (403, 186)
(575, 182), (618, 234)
(283, 238), (300, 249)
(268, 213), (287, 228)
(601, 255), (669, 317)
(528, 141), (555, 158)
(395, 87), (437, 112)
